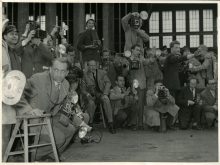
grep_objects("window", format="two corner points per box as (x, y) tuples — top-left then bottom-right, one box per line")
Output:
(163, 36), (173, 48)
(176, 11), (186, 32)
(176, 35), (186, 47)
(190, 35), (200, 47)
(36, 15), (46, 30)
(189, 10), (199, 32)
(150, 36), (159, 48)
(203, 9), (213, 31)
(203, 35), (213, 47)
(149, 12), (159, 33)
(162, 11), (172, 32)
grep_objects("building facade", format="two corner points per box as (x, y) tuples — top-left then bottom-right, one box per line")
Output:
(4, 3), (218, 53)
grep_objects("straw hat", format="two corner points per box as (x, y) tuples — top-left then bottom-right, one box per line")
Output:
(2, 70), (26, 105)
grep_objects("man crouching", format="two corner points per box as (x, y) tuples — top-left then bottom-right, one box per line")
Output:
(109, 75), (138, 130)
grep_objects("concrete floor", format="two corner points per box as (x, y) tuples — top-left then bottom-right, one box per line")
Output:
(62, 126), (218, 162)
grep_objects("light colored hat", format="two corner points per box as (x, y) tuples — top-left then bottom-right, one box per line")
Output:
(2, 70), (26, 105)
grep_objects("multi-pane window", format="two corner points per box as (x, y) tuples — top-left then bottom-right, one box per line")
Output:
(203, 35), (213, 47)
(149, 12), (159, 33)
(149, 36), (159, 48)
(189, 10), (199, 32)
(176, 11), (186, 32)
(163, 36), (173, 48)
(203, 9), (213, 31)
(36, 16), (46, 30)
(176, 35), (186, 47)
(190, 35), (200, 47)
(162, 11), (172, 32)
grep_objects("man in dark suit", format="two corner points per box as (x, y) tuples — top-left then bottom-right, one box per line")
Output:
(83, 60), (116, 134)
(163, 40), (194, 100)
(200, 79), (217, 128)
(177, 77), (202, 130)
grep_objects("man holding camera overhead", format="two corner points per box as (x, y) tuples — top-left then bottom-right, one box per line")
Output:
(121, 12), (149, 54)
(20, 21), (54, 78)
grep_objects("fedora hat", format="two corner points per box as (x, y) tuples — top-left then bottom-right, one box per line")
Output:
(2, 70), (26, 105)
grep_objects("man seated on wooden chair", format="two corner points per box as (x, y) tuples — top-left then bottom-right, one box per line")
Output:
(19, 57), (86, 161)
(109, 75), (138, 130)
(83, 60), (116, 134)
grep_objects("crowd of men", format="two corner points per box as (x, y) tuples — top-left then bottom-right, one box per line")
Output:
(2, 11), (218, 162)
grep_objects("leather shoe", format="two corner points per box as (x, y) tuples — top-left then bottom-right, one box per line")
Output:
(108, 123), (116, 134)
(192, 125), (202, 130)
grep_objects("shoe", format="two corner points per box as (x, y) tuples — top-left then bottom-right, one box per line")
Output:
(167, 125), (177, 130)
(108, 123), (116, 134)
(192, 125), (202, 130)
(138, 126), (144, 130)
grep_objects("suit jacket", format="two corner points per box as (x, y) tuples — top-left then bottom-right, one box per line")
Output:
(177, 86), (199, 109)
(163, 53), (187, 90)
(21, 43), (54, 78)
(188, 57), (206, 89)
(189, 53), (214, 81)
(110, 86), (137, 114)
(83, 69), (111, 96)
(24, 71), (69, 116)
(200, 88), (217, 106)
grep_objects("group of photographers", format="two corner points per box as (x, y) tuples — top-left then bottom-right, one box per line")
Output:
(2, 9), (218, 162)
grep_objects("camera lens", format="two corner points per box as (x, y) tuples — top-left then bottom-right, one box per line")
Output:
(123, 64), (127, 68)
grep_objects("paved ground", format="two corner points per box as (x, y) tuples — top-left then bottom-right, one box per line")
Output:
(62, 126), (218, 162)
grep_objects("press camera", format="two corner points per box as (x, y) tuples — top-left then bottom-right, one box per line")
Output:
(129, 15), (141, 29)
(130, 60), (140, 70)
(158, 85), (169, 104)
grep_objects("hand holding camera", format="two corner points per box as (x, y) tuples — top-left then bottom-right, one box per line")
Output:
(188, 100), (195, 106)
(27, 30), (36, 41)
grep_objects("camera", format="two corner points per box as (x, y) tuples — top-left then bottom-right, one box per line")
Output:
(158, 86), (169, 104)
(33, 29), (47, 40)
(130, 60), (140, 70)
(129, 15), (141, 29)
(27, 20), (40, 31)
(93, 40), (101, 47)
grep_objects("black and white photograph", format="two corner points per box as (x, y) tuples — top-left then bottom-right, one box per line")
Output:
(1, 1), (218, 162)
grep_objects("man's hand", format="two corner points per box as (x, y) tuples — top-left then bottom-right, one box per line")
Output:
(85, 45), (97, 49)
(102, 94), (109, 100)
(132, 12), (140, 17)
(32, 38), (41, 46)
(187, 54), (194, 60)
(27, 30), (35, 41)
(26, 108), (44, 116)
(188, 100), (195, 106)
(212, 105), (218, 111)
(125, 87), (131, 96)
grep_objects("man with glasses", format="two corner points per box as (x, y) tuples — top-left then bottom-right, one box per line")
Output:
(200, 79), (218, 128)
(21, 58), (76, 161)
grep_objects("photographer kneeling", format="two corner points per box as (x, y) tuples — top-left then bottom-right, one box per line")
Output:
(144, 80), (179, 131)
(109, 75), (138, 130)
